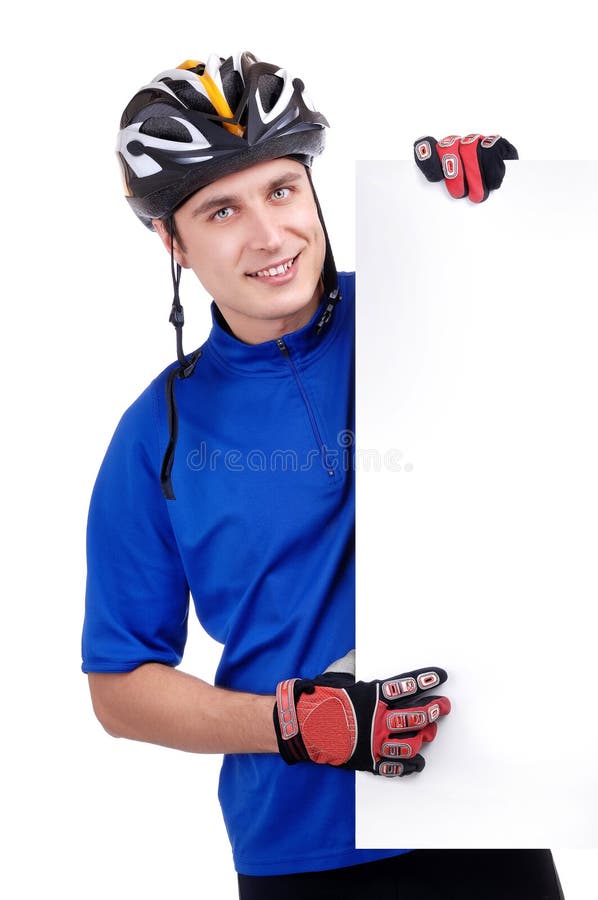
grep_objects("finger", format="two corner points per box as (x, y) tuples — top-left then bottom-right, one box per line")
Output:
(380, 667), (448, 704)
(414, 136), (443, 182)
(385, 695), (451, 733)
(435, 135), (467, 199)
(376, 754), (426, 777)
(498, 136), (518, 161)
(379, 722), (437, 761)
(479, 135), (519, 195)
(459, 134), (488, 203)
(420, 721), (439, 745)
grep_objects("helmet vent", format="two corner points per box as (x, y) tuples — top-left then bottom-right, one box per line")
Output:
(162, 78), (215, 115)
(140, 116), (192, 142)
(257, 73), (284, 113)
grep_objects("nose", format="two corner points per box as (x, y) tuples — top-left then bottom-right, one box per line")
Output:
(245, 205), (284, 252)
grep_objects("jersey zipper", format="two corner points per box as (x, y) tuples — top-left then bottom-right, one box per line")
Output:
(276, 338), (335, 478)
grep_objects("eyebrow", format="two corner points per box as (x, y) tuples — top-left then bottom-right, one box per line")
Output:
(190, 170), (305, 218)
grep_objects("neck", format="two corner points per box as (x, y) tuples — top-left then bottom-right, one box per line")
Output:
(215, 289), (323, 346)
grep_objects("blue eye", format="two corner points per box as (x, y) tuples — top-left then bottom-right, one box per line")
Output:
(272, 187), (290, 200)
(213, 207), (233, 220)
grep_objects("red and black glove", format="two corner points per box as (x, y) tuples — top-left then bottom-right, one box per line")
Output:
(414, 134), (518, 203)
(273, 654), (451, 776)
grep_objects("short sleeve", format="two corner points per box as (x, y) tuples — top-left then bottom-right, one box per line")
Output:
(82, 381), (190, 673)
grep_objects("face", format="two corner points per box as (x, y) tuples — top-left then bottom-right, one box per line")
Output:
(153, 158), (326, 344)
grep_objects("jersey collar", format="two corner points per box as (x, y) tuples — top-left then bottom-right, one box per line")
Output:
(206, 291), (341, 375)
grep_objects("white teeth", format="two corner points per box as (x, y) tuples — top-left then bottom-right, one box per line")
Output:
(250, 256), (295, 278)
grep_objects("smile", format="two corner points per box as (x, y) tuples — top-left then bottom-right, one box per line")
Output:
(247, 255), (297, 278)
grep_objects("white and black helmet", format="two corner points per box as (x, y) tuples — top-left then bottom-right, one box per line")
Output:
(117, 52), (329, 228)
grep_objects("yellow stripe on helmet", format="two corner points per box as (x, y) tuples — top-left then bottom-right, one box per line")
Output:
(177, 60), (245, 138)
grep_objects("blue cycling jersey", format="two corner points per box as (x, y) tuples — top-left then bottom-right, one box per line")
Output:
(82, 272), (407, 875)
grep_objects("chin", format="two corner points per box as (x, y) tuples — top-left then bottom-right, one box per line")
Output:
(271, 292), (319, 319)
(252, 281), (320, 315)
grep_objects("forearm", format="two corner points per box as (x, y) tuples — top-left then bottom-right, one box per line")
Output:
(88, 662), (278, 754)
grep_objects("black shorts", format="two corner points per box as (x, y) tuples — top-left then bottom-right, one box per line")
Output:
(238, 849), (565, 899)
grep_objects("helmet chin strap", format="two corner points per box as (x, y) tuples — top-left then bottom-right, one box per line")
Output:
(305, 167), (342, 333)
(168, 217), (199, 375)
(160, 217), (202, 501)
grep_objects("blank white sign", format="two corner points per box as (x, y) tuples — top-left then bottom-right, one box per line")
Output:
(355, 161), (598, 848)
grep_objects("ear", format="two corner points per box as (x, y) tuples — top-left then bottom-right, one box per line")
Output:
(152, 218), (190, 269)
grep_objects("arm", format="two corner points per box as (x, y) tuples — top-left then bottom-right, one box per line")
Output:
(88, 662), (277, 754)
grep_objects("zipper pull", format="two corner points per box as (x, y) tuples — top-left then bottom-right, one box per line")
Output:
(276, 337), (289, 356)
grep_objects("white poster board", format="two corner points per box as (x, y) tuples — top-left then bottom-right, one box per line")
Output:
(356, 161), (598, 848)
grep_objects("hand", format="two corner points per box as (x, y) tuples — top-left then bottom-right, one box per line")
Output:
(273, 653), (451, 776)
(414, 134), (518, 203)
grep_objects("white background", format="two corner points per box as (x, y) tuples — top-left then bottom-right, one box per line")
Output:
(356, 160), (598, 847)
(2, 1), (596, 897)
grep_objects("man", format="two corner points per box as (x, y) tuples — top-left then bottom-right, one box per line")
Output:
(82, 52), (564, 899)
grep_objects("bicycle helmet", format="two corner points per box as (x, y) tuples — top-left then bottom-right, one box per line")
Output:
(118, 52), (328, 226)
